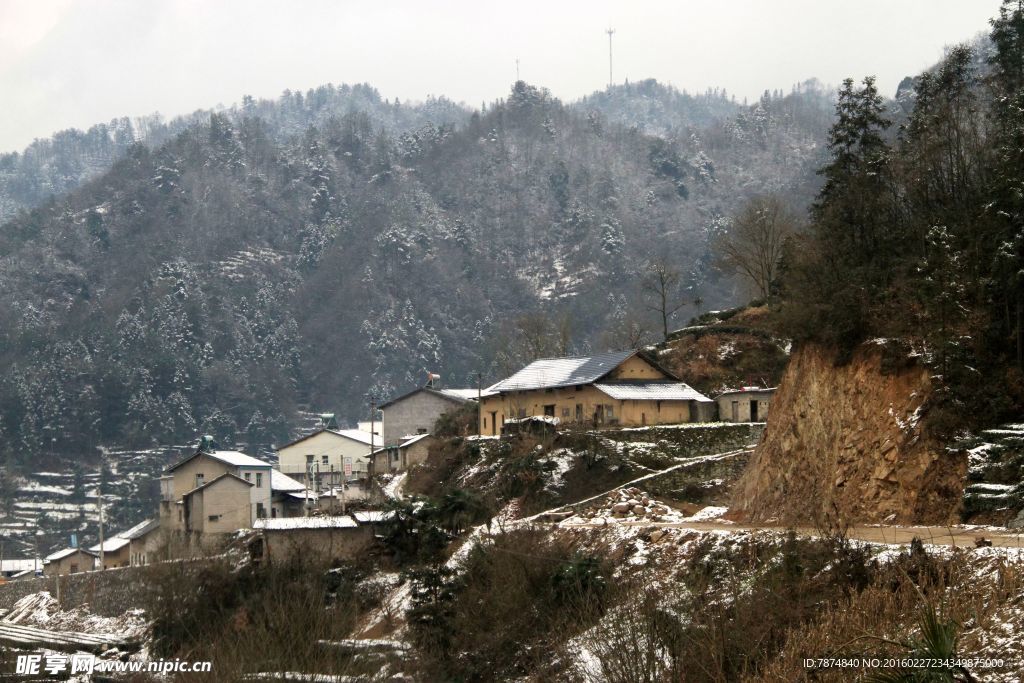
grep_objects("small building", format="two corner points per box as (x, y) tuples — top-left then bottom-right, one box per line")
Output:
(44, 548), (97, 576)
(0, 559), (39, 579)
(270, 469), (312, 519)
(160, 440), (273, 533)
(715, 387), (776, 423)
(181, 473), (255, 535)
(379, 386), (484, 445)
(254, 516), (373, 564)
(275, 427), (377, 488)
(480, 350), (714, 434)
(371, 434), (433, 475)
(121, 519), (161, 566)
(89, 536), (131, 569)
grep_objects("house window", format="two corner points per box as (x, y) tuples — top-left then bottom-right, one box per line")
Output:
(483, 417), (488, 430)
(417, 428), (428, 434)
(256, 473), (263, 488)
(561, 407), (571, 418)
(575, 385), (582, 392)
(306, 454), (314, 465)
(244, 472), (251, 482)
(605, 405), (615, 419)
(322, 455), (329, 465)
(70, 563), (79, 573)
(575, 404), (583, 420)
(544, 404), (556, 417)
(272, 508), (278, 518)
(256, 503), (266, 518)
(390, 448), (400, 463)
(195, 472), (205, 488)
(208, 514), (221, 522)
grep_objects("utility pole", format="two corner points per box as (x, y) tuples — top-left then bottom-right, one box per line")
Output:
(477, 372), (483, 436)
(606, 27), (615, 88)
(97, 490), (105, 570)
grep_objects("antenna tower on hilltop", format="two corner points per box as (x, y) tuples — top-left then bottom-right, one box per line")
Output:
(606, 27), (615, 88)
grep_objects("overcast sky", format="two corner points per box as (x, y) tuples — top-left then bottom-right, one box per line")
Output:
(0, 0), (1002, 154)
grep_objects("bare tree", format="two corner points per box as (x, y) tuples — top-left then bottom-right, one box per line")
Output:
(641, 258), (687, 341)
(715, 195), (798, 302)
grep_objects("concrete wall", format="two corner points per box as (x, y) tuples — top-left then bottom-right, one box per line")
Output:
(277, 431), (373, 480)
(382, 391), (464, 445)
(261, 527), (373, 564)
(0, 560), (219, 617)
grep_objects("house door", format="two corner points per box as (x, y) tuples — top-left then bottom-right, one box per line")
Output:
(731, 401), (739, 422)
(750, 400), (759, 422)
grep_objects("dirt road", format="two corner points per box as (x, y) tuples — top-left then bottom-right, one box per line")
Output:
(560, 518), (1024, 549)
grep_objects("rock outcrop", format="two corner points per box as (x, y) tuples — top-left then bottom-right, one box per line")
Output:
(730, 343), (965, 525)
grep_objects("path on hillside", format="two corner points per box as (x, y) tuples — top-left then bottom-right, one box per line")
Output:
(559, 518), (1024, 549)
(530, 445), (1024, 549)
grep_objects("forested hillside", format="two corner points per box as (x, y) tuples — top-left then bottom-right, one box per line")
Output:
(778, 3), (1024, 435)
(0, 83), (468, 224)
(0, 79), (831, 469)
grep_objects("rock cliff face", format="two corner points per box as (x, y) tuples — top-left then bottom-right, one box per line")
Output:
(730, 343), (966, 525)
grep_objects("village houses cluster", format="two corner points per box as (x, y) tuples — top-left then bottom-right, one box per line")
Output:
(19, 350), (773, 578)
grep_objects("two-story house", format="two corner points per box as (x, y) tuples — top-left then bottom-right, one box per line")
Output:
(160, 438), (273, 535)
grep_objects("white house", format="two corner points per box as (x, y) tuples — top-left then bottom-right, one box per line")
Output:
(275, 428), (377, 488)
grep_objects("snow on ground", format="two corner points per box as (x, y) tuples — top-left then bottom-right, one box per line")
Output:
(539, 448), (576, 491)
(380, 472), (407, 501)
(3, 592), (147, 640)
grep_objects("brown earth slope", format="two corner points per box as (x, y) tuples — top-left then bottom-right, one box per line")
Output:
(730, 343), (966, 525)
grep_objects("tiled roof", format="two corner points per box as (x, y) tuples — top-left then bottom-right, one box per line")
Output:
(594, 381), (712, 402)
(488, 350), (636, 393)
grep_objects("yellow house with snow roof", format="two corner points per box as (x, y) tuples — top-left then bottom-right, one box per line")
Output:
(479, 350), (713, 435)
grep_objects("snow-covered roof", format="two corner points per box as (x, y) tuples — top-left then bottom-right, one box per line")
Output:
(353, 510), (394, 524)
(254, 515), (358, 530)
(488, 350), (636, 393)
(44, 548), (95, 562)
(271, 469), (305, 493)
(438, 388), (495, 401)
(379, 385), (493, 410)
(594, 381), (712, 402)
(1, 558), (40, 571)
(333, 429), (378, 446)
(119, 518), (159, 540)
(166, 448), (270, 472)
(88, 536), (130, 553)
(714, 387), (777, 399)
(397, 433), (432, 449)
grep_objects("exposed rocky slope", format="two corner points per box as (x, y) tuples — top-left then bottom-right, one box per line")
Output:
(731, 343), (966, 525)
